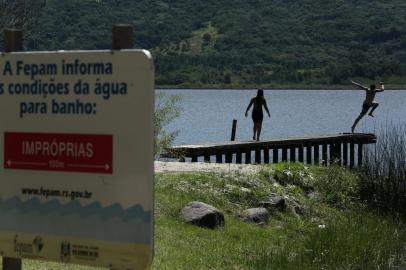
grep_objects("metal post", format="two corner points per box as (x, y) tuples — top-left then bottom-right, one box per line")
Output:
(112, 24), (133, 50)
(3, 258), (22, 270)
(230, 119), (237, 141)
(3, 28), (23, 270)
(4, 29), (23, 52)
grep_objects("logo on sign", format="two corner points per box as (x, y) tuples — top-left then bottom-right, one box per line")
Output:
(14, 235), (44, 256)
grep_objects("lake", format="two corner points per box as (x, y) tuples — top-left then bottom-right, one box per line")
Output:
(158, 89), (406, 145)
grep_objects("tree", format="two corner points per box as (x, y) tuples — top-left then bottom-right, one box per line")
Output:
(0, 0), (45, 29)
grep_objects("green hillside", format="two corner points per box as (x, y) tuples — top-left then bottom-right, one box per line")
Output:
(16, 0), (406, 87)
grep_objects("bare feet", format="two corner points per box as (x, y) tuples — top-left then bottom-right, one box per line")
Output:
(368, 113), (374, 117)
(351, 125), (355, 133)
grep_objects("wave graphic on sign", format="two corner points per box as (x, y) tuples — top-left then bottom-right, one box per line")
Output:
(0, 197), (151, 243)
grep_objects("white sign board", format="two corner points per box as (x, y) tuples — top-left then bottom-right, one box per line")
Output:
(0, 50), (154, 269)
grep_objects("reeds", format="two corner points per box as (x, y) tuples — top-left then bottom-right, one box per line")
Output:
(361, 123), (406, 216)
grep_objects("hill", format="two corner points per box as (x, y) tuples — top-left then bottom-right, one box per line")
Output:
(15, 0), (406, 87)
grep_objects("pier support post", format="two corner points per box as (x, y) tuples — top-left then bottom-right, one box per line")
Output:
(290, 147), (296, 162)
(225, 151), (232, 163)
(357, 144), (363, 167)
(282, 147), (288, 162)
(272, 148), (278, 163)
(236, 150), (242, 164)
(255, 148), (261, 164)
(216, 152), (223, 163)
(245, 150), (251, 164)
(263, 146), (270, 163)
(306, 145), (312, 164)
(314, 145), (320, 165)
(298, 145), (304, 163)
(322, 144), (328, 165)
(350, 142), (355, 168)
(332, 143), (341, 165)
(342, 142), (348, 166)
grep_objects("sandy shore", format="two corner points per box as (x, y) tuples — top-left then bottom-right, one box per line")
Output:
(155, 161), (260, 174)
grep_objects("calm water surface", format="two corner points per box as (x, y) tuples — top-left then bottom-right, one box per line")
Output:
(158, 89), (406, 145)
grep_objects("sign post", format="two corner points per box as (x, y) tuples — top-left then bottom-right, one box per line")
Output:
(0, 26), (154, 270)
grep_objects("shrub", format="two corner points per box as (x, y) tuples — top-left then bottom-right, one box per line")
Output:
(313, 165), (359, 208)
(154, 92), (182, 157)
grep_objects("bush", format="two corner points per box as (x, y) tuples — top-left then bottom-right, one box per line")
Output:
(313, 165), (359, 208)
(154, 92), (182, 157)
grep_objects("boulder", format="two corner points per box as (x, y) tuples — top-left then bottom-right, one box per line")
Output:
(286, 197), (306, 216)
(181, 201), (224, 229)
(240, 207), (269, 223)
(259, 193), (286, 210)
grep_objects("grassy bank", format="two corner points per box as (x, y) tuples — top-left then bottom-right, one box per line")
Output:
(153, 164), (406, 269)
(3, 164), (406, 270)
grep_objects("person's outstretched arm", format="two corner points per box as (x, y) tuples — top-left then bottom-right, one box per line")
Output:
(351, 80), (368, 90)
(245, 99), (253, 117)
(263, 100), (271, 117)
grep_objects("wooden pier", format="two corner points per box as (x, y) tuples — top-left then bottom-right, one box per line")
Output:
(166, 133), (376, 167)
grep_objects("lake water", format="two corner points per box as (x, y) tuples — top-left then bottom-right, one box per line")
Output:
(158, 89), (406, 145)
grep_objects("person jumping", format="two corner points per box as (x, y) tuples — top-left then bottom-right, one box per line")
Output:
(351, 80), (384, 133)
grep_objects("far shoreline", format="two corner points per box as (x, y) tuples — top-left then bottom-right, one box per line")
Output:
(156, 84), (406, 90)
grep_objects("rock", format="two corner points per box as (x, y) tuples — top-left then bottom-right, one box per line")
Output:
(181, 201), (224, 229)
(240, 208), (269, 223)
(286, 197), (306, 216)
(259, 193), (286, 210)
(306, 191), (321, 200)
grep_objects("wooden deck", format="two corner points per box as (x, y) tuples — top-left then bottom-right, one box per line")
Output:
(166, 133), (376, 167)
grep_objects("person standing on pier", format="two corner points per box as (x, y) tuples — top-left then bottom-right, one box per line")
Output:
(351, 80), (384, 133)
(245, 88), (270, 141)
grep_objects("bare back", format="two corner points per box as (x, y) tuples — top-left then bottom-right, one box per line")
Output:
(364, 89), (377, 105)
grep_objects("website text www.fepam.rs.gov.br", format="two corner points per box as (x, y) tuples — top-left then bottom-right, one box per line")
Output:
(21, 187), (92, 200)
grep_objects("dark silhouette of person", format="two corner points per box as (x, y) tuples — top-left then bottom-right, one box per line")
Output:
(245, 89), (270, 141)
(351, 80), (384, 133)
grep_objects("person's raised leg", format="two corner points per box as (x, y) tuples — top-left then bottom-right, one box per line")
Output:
(368, 102), (379, 117)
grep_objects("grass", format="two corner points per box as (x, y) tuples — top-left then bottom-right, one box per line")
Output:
(3, 164), (406, 269)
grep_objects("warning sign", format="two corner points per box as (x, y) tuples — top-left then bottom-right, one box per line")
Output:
(4, 132), (113, 174)
(0, 50), (154, 270)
